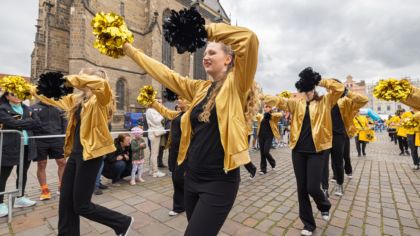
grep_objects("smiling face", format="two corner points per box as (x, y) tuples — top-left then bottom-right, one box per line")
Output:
(121, 136), (131, 147)
(202, 42), (233, 80)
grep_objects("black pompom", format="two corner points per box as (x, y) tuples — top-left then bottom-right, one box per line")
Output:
(37, 72), (74, 100)
(163, 7), (208, 54)
(164, 88), (177, 101)
(295, 67), (321, 92)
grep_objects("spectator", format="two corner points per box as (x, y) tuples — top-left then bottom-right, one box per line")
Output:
(31, 102), (67, 200)
(102, 134), (132, 185)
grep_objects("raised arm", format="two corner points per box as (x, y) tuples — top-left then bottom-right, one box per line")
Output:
(262, 95), (297, 113)
(123, 44), (203, 102)
(320, 79), (345, 108)
(206, 23), (259, 93)
(151, 101), (181, 121)
(346, 91), (369, 114)
(31, 86), (74, 111)
(402, 86), (420, 110)
(65, 74), (111, 106)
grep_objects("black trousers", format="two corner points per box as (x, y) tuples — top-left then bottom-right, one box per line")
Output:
(343, 136), (353, 175)
(58, 153), (130, 236)
(158, 146), (165, 166)
(0, 146), (30, 203)
(292, 151), (331, 231)
(330, 134), (345, 185)
(259, 135), (276, 172)
(397, 136), (408, 153)
(184, 174), (239, 236)
(355, 135), (366, 155)
(407, 134), (419, 165)
(321, 150), (331, 190)
(171, 163), (185, 213)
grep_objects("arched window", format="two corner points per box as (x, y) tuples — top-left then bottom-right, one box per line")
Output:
(116, 79), (126, 110)
(194, 47), (207, 80)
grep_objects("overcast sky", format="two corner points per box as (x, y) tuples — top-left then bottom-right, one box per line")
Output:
(1, 1), (420, 94)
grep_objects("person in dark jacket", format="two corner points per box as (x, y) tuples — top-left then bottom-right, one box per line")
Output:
(0, 92), (42, 217)
(102, 134), (132, 185)
(31, 102), (67, 200)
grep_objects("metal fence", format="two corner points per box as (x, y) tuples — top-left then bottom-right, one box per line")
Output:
(0, 130), (25, 223)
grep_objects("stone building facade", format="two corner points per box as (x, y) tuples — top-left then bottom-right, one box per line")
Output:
(31, 0), (229, 128)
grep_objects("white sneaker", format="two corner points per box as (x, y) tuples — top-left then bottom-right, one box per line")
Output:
(301, 229), (313, 236)
(347, 174), (353, 179)
(0, 203), (8, 217)
(334, 185), (343, 196)
(321, 212), (330, 221)
(168, 210), (178, 216)
(153, 171), (166, 178)
(14, 196), (36, 208)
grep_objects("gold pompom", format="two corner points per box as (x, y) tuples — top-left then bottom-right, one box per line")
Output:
(401, 117), (419, 129)
(137, 85), (157, 107)
(373, 78), (411, 102)
(0, 75), (32, 100)
(278, 91), (292, 98)
(91, 12), (134, 58)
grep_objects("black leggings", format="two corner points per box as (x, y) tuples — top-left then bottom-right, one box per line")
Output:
(292, 151), (331, 231)
(0, 146), (31, 203)
(355, 135), (366, 155)
(407, 134), (419, 165)
(343, 136), (352, 175)
(397, 136), (409, 153)
(259, 136), (275, 172)
(58, 153), (130, 236)
(184, 174), (239, 236)
(171, 163), (185, 213)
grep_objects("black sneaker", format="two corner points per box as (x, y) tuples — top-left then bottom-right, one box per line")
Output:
(405, 151), (410, 156)
(249, 166), (257, 179)
(94, 188), (103, 195)
(399, 152), (404, 156)
(118, 216), (134, 236)
(98, 183), (108, 190)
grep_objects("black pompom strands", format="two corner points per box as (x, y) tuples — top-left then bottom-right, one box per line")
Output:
(163, 7), (208, 54)
(164, 88), (178, 101)
(295, 67), (322, 92)
(37, 72), (73, 100)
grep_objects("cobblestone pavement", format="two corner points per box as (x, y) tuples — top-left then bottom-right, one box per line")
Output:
(1, 132), (419, 235)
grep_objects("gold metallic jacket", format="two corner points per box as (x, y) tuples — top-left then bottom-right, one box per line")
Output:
(255, 112), (282, 140)
(125, 23), (259, 172)
(338, 92), (369, 137)
(31, 75), (116, 160)
(402, 86), (420, 110)
(263, 79), (345, 152)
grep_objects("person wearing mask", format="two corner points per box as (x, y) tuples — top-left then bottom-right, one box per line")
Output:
(123, 22), (258, 235)
(0, 92), (42, 217)
(262, 67), (344, 236)
(31, 102), (67, 200)
(31, 68), (133, 236)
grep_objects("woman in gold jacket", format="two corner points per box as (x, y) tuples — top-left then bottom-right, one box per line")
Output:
(123, 23), (258, 235)
(150, 98), (188, 216)
(262, 68), (344, 235)
(254, 104), (282, 174)
(31, 68), (133, 236)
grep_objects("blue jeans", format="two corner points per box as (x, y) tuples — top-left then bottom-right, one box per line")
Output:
(95, 160), (104, 188)
(112, 160), (130, 183)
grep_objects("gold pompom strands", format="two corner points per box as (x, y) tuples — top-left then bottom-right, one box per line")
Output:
(278, 91), (292, 98)
(0, 75), (32, 100)
(373, 78), (411, 102)
(401, 117), (419, 129)
(137, 85), (157, 107)
(91, 12), (134, 58)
